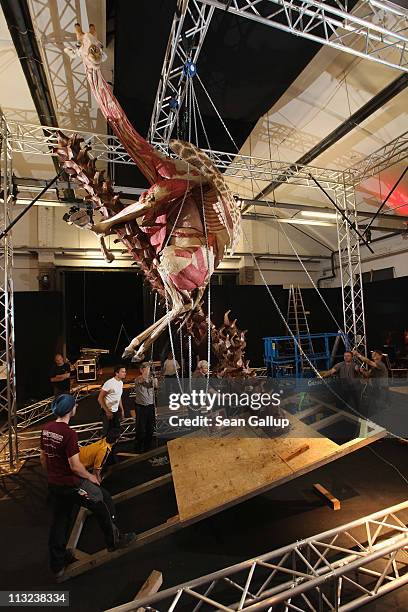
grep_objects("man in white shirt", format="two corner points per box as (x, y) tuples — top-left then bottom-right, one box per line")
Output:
(98, 365), (126, 435)
(162, 352), (180, 377)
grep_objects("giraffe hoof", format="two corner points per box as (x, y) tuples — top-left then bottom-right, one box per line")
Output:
(131, 353), (145, 363)
(122, 346), (135, 359)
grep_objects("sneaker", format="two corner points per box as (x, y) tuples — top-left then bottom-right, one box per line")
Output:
(54, 567), (65, 579)
(53, 550), (78, 578)
(108, 531), (136, 552)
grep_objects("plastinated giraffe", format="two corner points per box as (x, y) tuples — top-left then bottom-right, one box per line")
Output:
(61, 23), (241, 360)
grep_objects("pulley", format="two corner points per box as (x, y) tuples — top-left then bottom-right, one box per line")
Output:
(183, 60), (197, 78)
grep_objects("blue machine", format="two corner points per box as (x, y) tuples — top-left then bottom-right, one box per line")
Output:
(263, 332), (344, 378)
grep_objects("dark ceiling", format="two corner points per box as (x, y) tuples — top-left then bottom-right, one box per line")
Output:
(112, 0), (324, 188)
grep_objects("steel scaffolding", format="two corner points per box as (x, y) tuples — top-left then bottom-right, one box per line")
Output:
(349, 128), (408, 184)
(201, 0), (408, 72)
(148, 0), (215, 145)
(7, 119), (345, 188)
(107, 501), (408, 612)
(0, 114), (17, 468)
(334, 174), (367, 353)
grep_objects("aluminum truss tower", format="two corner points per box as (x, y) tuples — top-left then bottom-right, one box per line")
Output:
(334, 175), (367, 353)
(148, 0), (215, 145)
(0, 113), (17, 468)
(107, 501), (408, 612)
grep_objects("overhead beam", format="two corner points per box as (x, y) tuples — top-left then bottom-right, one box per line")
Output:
(200, 0), (408, 73)
(242, 199), (408, 222)
(244, 213), (406, 234)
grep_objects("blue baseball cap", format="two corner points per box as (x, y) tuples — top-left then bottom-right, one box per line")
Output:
(51, 394), (76, 417)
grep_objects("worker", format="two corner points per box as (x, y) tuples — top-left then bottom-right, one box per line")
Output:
(192, 360), (209, 378)
(98, 365), (126, 435)
(162, 352), (180, 378)
(353, 349), (388, 382)
(79, 428), (121, 483)
(133, 362), (157, 453)
(353, 349), (389, 414)
(49, 353), (71, 397)
(322, 351), (360, 381)
(40, 394), (134, 577)
(321, 350), (361, 420)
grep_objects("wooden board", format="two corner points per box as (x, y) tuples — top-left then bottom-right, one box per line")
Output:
(168, 411), (384, 522)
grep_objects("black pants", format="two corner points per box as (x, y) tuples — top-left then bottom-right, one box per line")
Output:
(134, 404), (155, 453)
(101, 410), (121, 436)
(48, 483), (118, 573)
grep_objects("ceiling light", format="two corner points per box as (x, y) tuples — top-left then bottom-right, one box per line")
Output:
(301, 210), (337, 220)
(277, 218), (335, 227)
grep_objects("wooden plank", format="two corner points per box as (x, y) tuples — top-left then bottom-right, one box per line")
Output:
(280, 444), (310, 463)
(311, 413), (343, 431)
(59, 517), (181, 582)
(66, 474), (172, 550)
(66, 507), (88, 550)
(295, 405), (325, 420)
(113, 474), (172, 504)
(107, 446), (168, 476)
(134, 570), (163, 611)
(313, 483), (341, 511)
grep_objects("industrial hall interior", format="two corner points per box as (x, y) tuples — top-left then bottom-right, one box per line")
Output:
(2, 0), (408, 610)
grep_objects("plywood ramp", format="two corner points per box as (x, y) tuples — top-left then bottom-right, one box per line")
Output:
(168, 413), (371, 522)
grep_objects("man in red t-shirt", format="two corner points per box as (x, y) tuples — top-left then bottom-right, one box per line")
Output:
(41, 394), (135, 577)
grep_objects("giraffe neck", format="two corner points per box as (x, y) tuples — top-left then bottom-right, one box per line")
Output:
(87, 68), (160, 185)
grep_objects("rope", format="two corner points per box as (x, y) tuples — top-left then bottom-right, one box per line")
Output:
(191, 79), (212, 391)
(149, 293), (158, 363)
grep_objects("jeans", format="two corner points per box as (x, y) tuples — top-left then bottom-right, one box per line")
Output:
(101, 410), (121, 436)
(134, 404), (155, 453)
(48, 482), (118, 573)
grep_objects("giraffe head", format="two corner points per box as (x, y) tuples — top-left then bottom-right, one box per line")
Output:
(65, 23), (106, 68)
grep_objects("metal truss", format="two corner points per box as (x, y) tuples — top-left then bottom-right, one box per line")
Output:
(0, 114), (18, 468)
(107, 501), (408, 612)
(334, 175), (366, 353)
(349, 129), (408, 184)
(7, 119), (346, 188)
(14, 383), (101, 431)
(200, 0), (408, 73)
(148, 0), (215, 144)
(3, 417), (137, 463)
